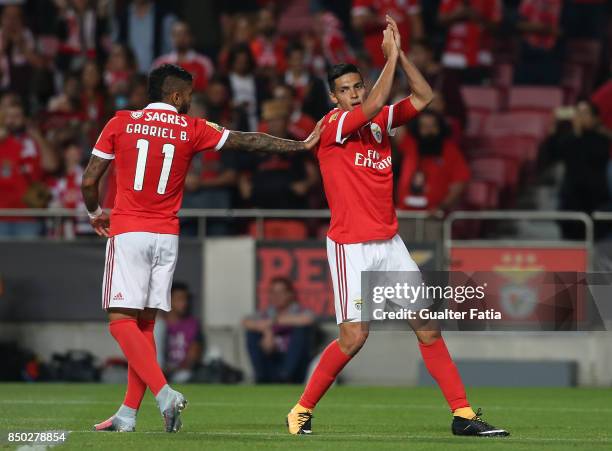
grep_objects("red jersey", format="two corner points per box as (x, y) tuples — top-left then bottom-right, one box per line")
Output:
(314, 100), (418, 244)
(352, 0), (421, 68)
(439, 0), (502, 68)
(92, 102), (228, 236)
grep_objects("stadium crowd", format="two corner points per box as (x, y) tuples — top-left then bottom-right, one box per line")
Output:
(0, 0), (610, 239)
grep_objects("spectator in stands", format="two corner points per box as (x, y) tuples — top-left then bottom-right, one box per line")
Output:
(227, 43), (269, 131)
(271, 84), (316, 141)
(0, 5), (41, 103)
(396, 111), (470, 239)
(243, 277), (315, 383)
(438, 0), (502, 84)
(104, 43), (136, 109)
(218, 14), (254, 73)
(47, 71), (81, 114)
(283, 41), (330, 120)
(250, 6), (287, 74)
(0, 101), (58, 237)
(514, 0), (564, 85)
(153, 21), (214, 92)
(409, 39), (466, 129)
(182, 94), (237, 236)
(113, 0), (176, 73)
(238, 100), (319, 209)
(591, 73), (612, 132)
(541, 101), (610, 239)
(311, 11), (356, 70)
(163, 282), (205, 383)
(79, 60), (108, 145)
(351, 0), (423, 69)
(126, 74), (149, 110)
(47, 140), (90, 237)
(204, 76), (249, 131)
(53, 0), (109, 72)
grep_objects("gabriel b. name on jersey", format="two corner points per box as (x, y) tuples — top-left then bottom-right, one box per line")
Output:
(125, 110), (189, 141)
(354, 149), (392, 170)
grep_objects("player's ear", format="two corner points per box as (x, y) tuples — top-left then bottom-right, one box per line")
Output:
(329, 91), (338, 106)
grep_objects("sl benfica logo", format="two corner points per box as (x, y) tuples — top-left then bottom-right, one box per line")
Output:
(370, 123), (382, 143)
(131, 111), (144, 119)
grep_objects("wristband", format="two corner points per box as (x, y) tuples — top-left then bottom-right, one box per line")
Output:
(87, 206), (103, 220)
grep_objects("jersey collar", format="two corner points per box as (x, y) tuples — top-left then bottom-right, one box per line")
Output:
(144, 102), (178, 113)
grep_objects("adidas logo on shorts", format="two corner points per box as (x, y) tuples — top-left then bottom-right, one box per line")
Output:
(113, 292), (124, 301)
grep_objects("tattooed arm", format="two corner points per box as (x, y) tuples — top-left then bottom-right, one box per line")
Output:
(81, 155), (112, 237)
(222, 120), (322, 153)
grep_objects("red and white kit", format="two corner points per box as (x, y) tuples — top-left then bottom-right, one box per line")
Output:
(94, 102), (228, 311)
(314, 100), (420, 323)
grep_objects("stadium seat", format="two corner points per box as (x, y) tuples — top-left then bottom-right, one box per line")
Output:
(482, 112), (551, 141)
(461, 86), (502, 113)
(508, 86), (563, 112)
(465, 110), (488, 138)
(477, 136), (540, 164)
(248, 220), (308, 240)
(463, 180), (499, 210)
(470, 157), (508, 189)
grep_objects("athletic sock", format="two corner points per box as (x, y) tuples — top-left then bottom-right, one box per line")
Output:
(298, 340), (352, 409)
(453, 406), (477, 419)
(122, 319), (157, 410)
(418, 337), (470, 412)
(109, 318), (167, 396)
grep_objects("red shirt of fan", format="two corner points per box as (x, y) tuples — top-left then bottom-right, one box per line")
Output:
(93, 103), (228, 236)
(352, 0), (421, 68)
(439, 0), (502, 68)
(314, 102), (417, 244)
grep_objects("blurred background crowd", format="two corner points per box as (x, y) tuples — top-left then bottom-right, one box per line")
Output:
(0, 0), (611, 240)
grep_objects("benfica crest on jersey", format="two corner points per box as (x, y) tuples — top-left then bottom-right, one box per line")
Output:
(131, 111), (144, 119)
(370, 123), (382, 143)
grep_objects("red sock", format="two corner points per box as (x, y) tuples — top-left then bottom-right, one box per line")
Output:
(419, 337), (469, 412)
(109, 319), (167, 396)
(299, 340), (352, 409)
(122, 320), (157, 409)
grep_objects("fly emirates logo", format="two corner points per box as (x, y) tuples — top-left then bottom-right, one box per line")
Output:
(354, 149), (392, 171)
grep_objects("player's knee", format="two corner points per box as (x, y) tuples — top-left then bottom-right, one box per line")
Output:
(416, 329), (441, 345)
(339, 328), (369, 355)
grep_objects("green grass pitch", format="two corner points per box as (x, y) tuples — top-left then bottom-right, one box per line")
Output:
(1, 384), (610, 450)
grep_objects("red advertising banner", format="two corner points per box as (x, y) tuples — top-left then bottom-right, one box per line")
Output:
(257, 241), (439, 318)
(449, 247), (589, 325)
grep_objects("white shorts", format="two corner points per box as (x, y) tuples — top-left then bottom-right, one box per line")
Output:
(102, 232), (179, 312)
(327, 234), (420, 324)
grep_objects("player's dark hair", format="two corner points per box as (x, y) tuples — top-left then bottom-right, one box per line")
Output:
(148, 64), (193, 102)
(327, 63), (362, 91)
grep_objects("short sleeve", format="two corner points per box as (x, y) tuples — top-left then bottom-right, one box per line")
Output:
(321, 107), (369, 146)
(388, 97), (419, 132)
(92, 117), (119, 160)
(193, 118), (229, 152)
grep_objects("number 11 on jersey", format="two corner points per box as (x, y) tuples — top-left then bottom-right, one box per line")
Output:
(134, 139), (175, 195)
